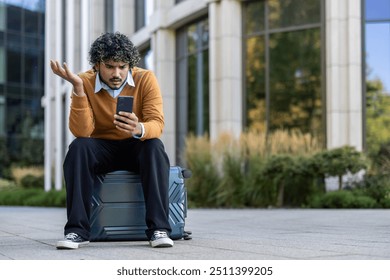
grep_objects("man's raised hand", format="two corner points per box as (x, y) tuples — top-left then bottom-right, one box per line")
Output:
(50, 60), (84, 95)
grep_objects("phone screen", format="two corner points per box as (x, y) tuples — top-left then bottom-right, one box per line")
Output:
(116, 96), (134, 113)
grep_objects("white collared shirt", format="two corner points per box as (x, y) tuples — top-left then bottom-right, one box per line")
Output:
(94, 71), (135, 98)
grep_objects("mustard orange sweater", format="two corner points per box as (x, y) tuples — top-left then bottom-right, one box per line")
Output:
(69, 67), (164, 140)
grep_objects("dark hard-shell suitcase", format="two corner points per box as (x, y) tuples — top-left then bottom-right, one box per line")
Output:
(90, 166), (192, 241)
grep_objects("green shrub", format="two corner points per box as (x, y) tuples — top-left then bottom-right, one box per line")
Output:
(0, 188), (40, 205)
(314, 146), (369, 190)
(182, 131), (386, 208)
(184, 134), (221, 207)
(260, 154), (295, 207)
(354, 174), (390, 207)
(309, 191), (377, 208)
(20, 174), (44, 189)
(0, 137), (10, 178)
(242, 157), (275, 207)
(216, 152), (245, 207)
(0, 187), (66, 207)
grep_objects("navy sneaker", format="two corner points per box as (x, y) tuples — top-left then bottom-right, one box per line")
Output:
(56, 233), (90, 249)
(149, 230), (174, 248)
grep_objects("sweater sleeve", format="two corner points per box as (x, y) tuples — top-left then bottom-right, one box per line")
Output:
(138, 71), (165, 140)
(68, 93), (95, 137)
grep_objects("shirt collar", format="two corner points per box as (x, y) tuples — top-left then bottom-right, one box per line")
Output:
(94, 71), (135, 98)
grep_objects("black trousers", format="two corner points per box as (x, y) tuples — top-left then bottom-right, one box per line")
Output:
(63, 137), (171, 240)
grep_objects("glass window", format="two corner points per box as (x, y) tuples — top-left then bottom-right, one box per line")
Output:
(135, 0), (145, 31)
(6, 94), (22, 135)
(6, 96), (22, 159)
(176, 18), (209, 163)
(244, 0), (323, 143)
(366, 0), (390, 21)
(25, 9), (39, 34)
(268, 0), (321, 29)
(245, 1), (265, 34)
(139, 46), (153, 70)
(245, 36), (266, 131)
(366, 23), (390, 92)
(0, 2), (5, 31)
(365, 0), (390, 155)
(0, 95), (4, 136)
(23, 92), (44, 139)
(6, 49), (21, 83)
(269, 29), (322, 135)
(1, 0), (45, 165)
(135, 0), (153, 31)
(0, 46), (5, 83)
(24, 47), (39, 85)
(185, 19), (209, 136)
(6, 4), (22, 32)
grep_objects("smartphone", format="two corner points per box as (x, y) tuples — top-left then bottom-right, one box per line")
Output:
(116, 96), (134, 114)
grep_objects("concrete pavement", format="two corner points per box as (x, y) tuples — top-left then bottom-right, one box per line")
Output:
(0, 206), (389, 260)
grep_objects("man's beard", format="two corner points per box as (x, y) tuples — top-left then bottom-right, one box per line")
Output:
(100, 74), (124, 90)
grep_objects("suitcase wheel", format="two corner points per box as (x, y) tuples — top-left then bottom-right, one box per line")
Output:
(181, 169), (192, 179)
(183, 230), (192, 240)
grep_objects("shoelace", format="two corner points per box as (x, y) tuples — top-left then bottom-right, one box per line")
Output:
(65, 233), (79, 240)
(153, 231), (168, 238)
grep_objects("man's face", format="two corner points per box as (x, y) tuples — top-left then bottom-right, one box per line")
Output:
(95, 60), (130, 90)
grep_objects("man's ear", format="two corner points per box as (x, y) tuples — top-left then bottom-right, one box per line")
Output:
(93, 62), (100, 72)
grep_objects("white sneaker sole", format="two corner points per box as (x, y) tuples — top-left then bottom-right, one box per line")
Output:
(149, 238), (174, 248)
(56, 240), (90, 249)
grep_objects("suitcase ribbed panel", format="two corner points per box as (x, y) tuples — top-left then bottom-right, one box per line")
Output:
(90, 166), (187, 241)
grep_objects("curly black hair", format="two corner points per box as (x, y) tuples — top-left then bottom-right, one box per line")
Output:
(88, 32), (140, 69)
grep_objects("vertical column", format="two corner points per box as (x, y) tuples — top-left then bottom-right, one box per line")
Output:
(54, 0), (63, 191)
(65, 0), (75, 150)
(151, 29), (176, 164)
(149, 0), (176, 164)
(43, 0), (53, 191)
(80, 0), (90, 71)
(326, 0), (363, 150)
(117, 0), (134, 34)
(208, 0), (243, 140)
(112, 0), (118, 31)
(347, 0), (363, 150)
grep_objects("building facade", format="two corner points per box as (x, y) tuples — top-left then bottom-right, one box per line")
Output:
(1, 0), (388, 191)
(0, 0), (45, 176)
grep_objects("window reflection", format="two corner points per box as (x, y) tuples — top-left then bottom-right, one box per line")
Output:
(0, 3), (5, 31)
(135, 0), (153, 31)
(138, 46), (153, 70)
(0, 95), (4, 136)
(269, 29), (322, 136)
(176, 18), (209, 163)
(365, 0), (390, 156)
(25, 9), (39, 34)
(245, 1), (265, 34)
(6, 49), (21, 83)
(186, 20), (209, 136)
(0, 0), (45, 165)
(24, 47), (39, 85)
(245, 36), (266, 131)
(244, 0), (323, 143)
(6, 4), (22, 32)
(366, 0), (390, 21)
(268, 0), (321, 29)
(366, 23), (390, 92)
(0, 46), (4, 83)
